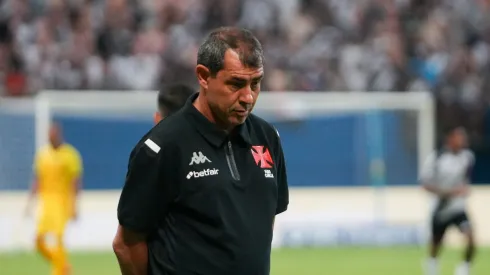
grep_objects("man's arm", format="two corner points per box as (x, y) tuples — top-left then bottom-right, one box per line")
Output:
(113, 138), (175, 275)
(419, 152), (449, 196)
(25, 152), (41, 217)
(274, 129), (289, 217)
(70, 148), (83, 219)
(24, 178), (38, 217)
(73, 178), (81, 219)
(456, 151), (476, 196)
(420, 152), (471, 197)
(113, 226), (148, 275)
(422, 184), (464, 197)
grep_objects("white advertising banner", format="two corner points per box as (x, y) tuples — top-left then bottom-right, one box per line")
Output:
(1, 187), (489, 252)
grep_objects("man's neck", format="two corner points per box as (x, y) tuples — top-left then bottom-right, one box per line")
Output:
(51, 142), (63, 149)
(446, 146), (461, 154)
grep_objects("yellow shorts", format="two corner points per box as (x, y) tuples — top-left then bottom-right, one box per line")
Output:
(37, 207), (70, 236)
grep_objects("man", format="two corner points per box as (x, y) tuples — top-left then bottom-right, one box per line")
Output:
(113, 27), (289, 275)
(420, 127), (476, 275)
(154, 84), (196, 124)
(25, 122), (83, 275)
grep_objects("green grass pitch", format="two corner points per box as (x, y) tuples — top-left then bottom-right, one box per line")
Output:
(1, 247), (489, 275)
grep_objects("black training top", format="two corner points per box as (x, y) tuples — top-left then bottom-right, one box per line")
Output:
(117, 93), (289, 275)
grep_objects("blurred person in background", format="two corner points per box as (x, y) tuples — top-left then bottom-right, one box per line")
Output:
(25, 122), (83, 275)
(154, 83), (196, 124)
(420, 126), (476, 275)
(0, 18), (27, 96)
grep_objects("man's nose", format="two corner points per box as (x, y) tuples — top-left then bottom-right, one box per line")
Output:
(239, 88), (254, 105)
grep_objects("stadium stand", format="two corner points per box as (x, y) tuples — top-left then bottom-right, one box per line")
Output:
(0, 0), (489, 149)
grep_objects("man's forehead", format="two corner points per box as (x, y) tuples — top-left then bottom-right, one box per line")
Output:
(50, 123), (62, 132)
(222, 50), (263, 79)
(227, 70), (264, 80)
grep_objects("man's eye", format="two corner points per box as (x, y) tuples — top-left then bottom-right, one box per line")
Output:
(230, 83), (242, 90)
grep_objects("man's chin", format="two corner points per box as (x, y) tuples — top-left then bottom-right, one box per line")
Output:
(229, 116), (247, 126)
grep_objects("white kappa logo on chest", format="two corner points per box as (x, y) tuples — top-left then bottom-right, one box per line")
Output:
(189, 151), (211, 165)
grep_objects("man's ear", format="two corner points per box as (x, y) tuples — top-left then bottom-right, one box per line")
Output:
(154, 112), (162, 124)
(196, 65), (211, 90)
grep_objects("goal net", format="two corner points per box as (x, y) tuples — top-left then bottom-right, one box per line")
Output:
(32, 91), (434, 178)
(35, 90), (435, 190)
(0, 90), (435, 249)
(35, 90), (434, 208)
(0, 98), (36, 191)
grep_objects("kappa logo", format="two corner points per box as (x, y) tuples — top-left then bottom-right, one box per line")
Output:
(186, 168), (219, 179)
(189, 151), (211, 165)
(251, 146), (274, 169)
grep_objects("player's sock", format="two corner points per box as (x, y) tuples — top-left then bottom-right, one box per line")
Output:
(455, 262), (470, 275)
(426, 257), (439, 275)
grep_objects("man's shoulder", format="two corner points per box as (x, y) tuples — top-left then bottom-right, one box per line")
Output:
(461, 149), (475, 163)
(141, 112), (192, 148)
(37, 145), (51, 154)
(35, 145), (51, 160)
(61, 143), (80, 156)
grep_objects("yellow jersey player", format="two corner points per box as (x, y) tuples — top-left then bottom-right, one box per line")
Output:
(25, 122), (83, 275)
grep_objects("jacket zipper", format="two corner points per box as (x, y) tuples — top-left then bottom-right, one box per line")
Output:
(225, 140), (241, 181)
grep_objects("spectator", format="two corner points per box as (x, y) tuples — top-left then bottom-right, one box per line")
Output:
(1, 0), (490, 147)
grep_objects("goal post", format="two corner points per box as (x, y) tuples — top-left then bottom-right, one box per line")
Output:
(253, 91), (435, 174)
(34, 90), (158, 150)
(35, 91), (435, 192)
(35, 90), (435, 166)
(0, 90), (435, 250)
(255, 91), (435, 225)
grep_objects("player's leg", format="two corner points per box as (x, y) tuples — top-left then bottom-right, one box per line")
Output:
(51, 218), (71, 275)
(52, 233), (70, 275)
(36, 213), (55, 261)
(454, 213), (475, 275)
(426, 215), (448, 275)
(35, 233), (54, 261)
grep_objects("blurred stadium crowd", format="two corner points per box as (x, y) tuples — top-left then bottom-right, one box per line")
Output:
(1, 0), (490, 147)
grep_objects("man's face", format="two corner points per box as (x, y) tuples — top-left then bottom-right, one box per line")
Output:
(200, 50), (263, 129)
(449, 129), (468, 150)
(49, 124), (62, 148)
